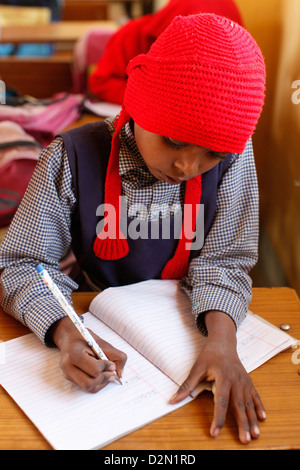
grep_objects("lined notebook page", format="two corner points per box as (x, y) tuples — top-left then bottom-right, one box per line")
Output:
(90, 280), (296, 382)
(90, 280), (202, 387)
(236, 313), (296, 370)
(0, 315), (192, 451)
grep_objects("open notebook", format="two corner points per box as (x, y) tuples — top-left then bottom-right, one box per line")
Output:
(0, 280), (296, 450)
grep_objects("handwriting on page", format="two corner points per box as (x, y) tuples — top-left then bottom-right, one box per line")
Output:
(236, 314), (295, 371)
(90, 280), (205, 386)
(0, 315), (192, 450)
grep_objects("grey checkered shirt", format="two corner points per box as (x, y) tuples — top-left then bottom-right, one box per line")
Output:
(0, 118), (259, 345)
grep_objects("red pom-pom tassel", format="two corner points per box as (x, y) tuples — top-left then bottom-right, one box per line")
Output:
(93, 230), (129, 260)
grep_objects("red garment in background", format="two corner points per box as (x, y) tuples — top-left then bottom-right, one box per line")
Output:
(88, 0), (243, 105)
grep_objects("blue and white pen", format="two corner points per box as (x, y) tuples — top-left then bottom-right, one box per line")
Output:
(36, 264), (122, 384)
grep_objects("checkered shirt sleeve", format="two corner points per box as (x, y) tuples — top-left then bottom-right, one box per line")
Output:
(181, 138), (259, 334)
(0, 138), (78, 345)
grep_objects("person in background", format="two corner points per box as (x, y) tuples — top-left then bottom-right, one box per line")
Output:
(88, 0), (243, 104)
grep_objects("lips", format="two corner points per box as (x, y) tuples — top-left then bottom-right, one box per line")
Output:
(160, 172), (184, 185)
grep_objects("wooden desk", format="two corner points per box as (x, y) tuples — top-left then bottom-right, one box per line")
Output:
(0, 21), (117, 45)
(0, 287), (299, 450)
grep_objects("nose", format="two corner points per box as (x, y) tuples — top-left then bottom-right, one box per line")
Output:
(173, 156), (199, 178)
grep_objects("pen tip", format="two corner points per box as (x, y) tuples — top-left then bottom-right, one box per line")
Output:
(114, 373), (123, 385)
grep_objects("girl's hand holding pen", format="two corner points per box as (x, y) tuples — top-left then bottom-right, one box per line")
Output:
(35, 264), (126, 390)
(49, 316), (127, 393)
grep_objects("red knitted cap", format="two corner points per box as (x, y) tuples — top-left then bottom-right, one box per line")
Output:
(124, 13), (266, 154)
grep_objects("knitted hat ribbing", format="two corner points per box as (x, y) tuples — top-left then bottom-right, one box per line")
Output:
(93, 14), (266, 276)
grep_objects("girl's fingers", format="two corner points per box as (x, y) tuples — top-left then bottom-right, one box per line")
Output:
(231, 383), (265, 443)
(210, 378), (230, 438)
(252, 389), (267, 422)
(169, 360), (207, 404)
(62, 357), (117, 393)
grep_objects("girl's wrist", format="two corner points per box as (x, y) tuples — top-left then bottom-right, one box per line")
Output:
(204, 310), (237, 348)
(48, 316), (77, 350)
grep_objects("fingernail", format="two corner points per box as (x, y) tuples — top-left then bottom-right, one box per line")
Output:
(169, 393), (178, 403)
(253, 425), (260, 436)
(245, 431), (251, 442)
(211, 427), (220, 438)
(261, 410), (267, 420)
